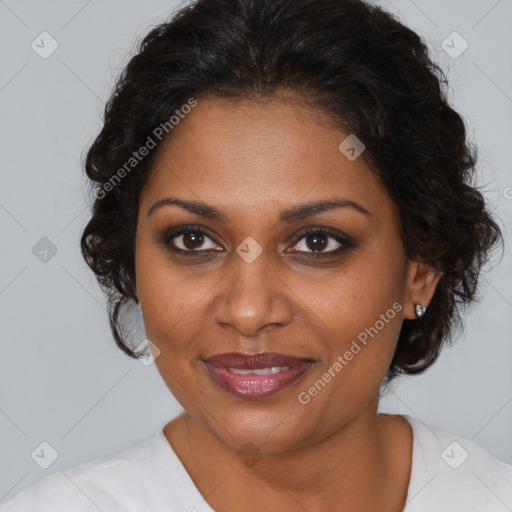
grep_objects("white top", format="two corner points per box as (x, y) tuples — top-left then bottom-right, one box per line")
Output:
(1, 414), (511, 511)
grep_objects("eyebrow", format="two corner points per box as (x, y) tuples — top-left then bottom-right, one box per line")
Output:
(147, 197), (371, 223)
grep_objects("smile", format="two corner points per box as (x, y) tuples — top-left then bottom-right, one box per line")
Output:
(203, 352), (314, 399)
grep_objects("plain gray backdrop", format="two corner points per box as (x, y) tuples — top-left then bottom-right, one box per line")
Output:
(1, 0), (511, 502)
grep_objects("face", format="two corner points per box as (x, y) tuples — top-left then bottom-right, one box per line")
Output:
(135, 92), (436, 455)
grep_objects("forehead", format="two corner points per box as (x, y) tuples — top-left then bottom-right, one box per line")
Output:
(142, 94), (391, 220)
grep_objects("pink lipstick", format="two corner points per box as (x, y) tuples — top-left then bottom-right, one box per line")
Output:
(204, 352), (313, 399)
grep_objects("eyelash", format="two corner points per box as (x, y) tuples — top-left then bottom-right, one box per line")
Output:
(158, 225), (354, 259)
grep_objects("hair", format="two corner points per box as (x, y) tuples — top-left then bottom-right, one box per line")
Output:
(80, 0), (503, 383)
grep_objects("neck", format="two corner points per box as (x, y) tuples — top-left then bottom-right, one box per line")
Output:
(164, 396), (412, 511)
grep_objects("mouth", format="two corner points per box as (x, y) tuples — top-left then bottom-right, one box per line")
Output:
(203, 352), (315, 399)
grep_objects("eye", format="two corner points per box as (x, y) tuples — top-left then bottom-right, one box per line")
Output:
(286, 228), (353, 256)
(160, 226), (223, 254)
(159, 225), (354, 258)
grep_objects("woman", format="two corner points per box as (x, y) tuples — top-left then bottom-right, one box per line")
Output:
(2, 0), (510, 510)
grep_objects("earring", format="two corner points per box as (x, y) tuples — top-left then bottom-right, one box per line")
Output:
(118, 298), (148, 352)
(415, 303), (427, 318)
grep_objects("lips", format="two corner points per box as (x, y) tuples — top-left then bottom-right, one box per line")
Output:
(204, 352), (314, 399)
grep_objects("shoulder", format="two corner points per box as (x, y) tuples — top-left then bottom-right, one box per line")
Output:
(403, 414), (512, 512)
(0, 432), (162, 512)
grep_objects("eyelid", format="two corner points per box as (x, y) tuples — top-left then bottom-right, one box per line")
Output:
(159, 224), (354, 257)
(285, 227), (354, 254)
(158, 224), (224, 253)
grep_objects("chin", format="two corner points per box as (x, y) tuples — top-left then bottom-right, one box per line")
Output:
(199, 403), (312, 455)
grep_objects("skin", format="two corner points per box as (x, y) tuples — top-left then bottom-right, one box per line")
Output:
(134, 91), (442, 512)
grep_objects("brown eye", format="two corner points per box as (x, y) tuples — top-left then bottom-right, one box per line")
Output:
(290, 229), (346, 254)
(303, 233), (330, 252)
(160, 227), (223, 253)
(182, 232), (205, 250)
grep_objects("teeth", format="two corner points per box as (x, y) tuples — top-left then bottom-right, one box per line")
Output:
(229, 366), (290, 375)
(229, 368), (253, 375)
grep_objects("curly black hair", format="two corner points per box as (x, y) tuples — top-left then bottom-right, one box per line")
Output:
(80, 0), (503, 383)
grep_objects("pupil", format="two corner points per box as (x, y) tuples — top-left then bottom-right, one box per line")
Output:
(183, 232), (204, 249)
(306, 233), (327, 251)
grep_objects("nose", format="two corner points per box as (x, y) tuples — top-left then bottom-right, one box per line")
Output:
(212, 251), (295, 337)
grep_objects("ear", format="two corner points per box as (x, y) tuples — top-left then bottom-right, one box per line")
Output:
(403, 260), (442, 320)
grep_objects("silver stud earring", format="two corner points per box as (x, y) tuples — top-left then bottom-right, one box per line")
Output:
(415, 303), (427, 318)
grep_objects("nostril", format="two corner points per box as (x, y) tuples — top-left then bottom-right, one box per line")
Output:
(256, 323), (281, 336)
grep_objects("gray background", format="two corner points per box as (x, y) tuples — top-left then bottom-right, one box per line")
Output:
(1, 0), (511, 502)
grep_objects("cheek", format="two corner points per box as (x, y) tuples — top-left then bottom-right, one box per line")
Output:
(292, 246), (405, 341)
(135, 237), (218, 361)
(289, 243), (406, 395)
(135, 242), (210, 408)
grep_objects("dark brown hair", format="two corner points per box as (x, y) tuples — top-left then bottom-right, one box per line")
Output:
(80, 0), (503, 383)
